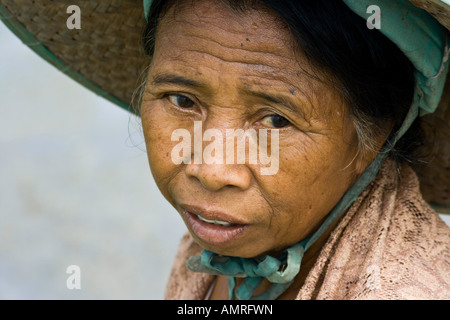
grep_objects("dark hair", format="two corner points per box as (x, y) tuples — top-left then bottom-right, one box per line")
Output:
(142, 0), (425, 163)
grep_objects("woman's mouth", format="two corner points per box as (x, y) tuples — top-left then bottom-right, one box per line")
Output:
(181, 206), (249, 247)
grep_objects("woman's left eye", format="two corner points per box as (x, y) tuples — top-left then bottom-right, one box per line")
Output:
(166, 95), (195, 109)
(261, 114), (291, 128)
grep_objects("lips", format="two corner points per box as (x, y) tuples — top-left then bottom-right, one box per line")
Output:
(180, 204), (249, 247)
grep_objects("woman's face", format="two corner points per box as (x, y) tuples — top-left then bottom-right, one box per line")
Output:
(141, 0), (368, 258)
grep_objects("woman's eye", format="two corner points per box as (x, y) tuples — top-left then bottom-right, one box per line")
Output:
(261, 114), (290, 128)
(166, 95), (195, 109)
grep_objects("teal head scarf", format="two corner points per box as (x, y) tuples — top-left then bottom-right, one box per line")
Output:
(143, 0), (450, 300)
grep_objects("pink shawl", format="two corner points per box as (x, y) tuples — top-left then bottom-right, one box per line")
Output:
(164, 159), (450, 299)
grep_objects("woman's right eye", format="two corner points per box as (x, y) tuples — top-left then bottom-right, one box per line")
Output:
(166, 95), (195, 109)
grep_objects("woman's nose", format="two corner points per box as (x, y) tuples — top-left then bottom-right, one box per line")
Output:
(185, 162), (252, 192)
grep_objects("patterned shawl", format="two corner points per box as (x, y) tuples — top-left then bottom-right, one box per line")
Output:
(164, 158), (450, 299)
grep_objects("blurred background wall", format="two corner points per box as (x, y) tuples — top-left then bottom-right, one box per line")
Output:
(1, 21), (449, 300)
(0, 22), (187, 299)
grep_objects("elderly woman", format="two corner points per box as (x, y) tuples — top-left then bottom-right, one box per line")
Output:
(2, 0), (449, 299)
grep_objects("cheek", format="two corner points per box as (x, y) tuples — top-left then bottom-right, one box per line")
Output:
(258, 134), (360, 242)
(140, 103), (182, 195)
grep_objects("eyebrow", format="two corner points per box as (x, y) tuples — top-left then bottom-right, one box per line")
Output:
(150, 73), (205, 88)
(150, 72), (306, 118)
(242, 89), (306, 119)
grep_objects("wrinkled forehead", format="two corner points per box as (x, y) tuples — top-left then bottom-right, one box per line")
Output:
(154, 0), (297, 60)
(159, 0), (285, 33)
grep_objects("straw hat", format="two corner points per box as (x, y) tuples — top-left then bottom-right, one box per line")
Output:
(0, 0), (449, 211)
(402, 0), (450, 212)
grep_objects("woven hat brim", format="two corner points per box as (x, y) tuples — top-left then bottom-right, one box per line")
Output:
(410, 0), (450, 30)
(0, 0), (149, 113)
(413, 71), (450, 211)
(404, 0), (450, 210)
(0, 0), (449, 209)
